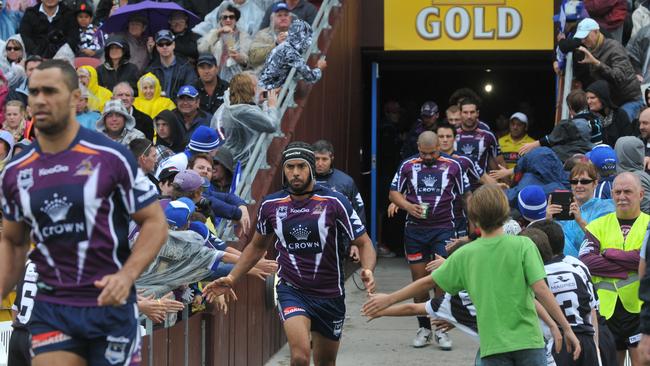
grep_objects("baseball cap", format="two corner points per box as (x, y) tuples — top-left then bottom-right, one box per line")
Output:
(164, 199), (194, 229)
(158, 166), (180, 182)
(173, 170), (204, 191)
(509, 112), (528, 124)
(420, 101), (439, 117)
(177, 85), (199, 98)
(197, 54), (217, 66)
(573, 18), (599, 40)
(155, 29), (175, 43)
(517, 185), (547, 223)
(586, 144), (617, 173)
(272, 2), (289, 12)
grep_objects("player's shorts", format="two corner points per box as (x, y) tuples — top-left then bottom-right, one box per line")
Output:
(553, 332), (599, 366)
(8, 326), (31, 366)
(30, 301), (142, 365)
(606, 298), (640, 350)
(454, 217), (468, 238)
(276, 281), (345, 341)
(403, 226), (453, 264)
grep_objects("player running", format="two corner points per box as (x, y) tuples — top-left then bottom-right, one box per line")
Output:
(0, 60), (167, 366)
(204, 142), (376, 366)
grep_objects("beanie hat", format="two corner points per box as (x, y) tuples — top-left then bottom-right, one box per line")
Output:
(585, 80), (613, 109)
(188, 126), (224, 153)
(517, 185), (548, 222)
(281, 141), (315, 187)
(188, 220), (209, 241)
(164, 199), (194, 229)
(74, 1), (93, 16)
(587, 144), (617, 174)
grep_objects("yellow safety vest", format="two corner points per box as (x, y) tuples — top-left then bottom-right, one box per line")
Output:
(586, 212), (649, 319)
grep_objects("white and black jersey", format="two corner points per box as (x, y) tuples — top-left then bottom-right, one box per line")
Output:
(426, 291), (478, 340)
(11, 261), (38, 330)
(562, 254), (599, 309)
(545, 257), (598, 335)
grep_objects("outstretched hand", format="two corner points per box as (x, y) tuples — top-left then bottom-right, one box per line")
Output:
(360, 269), (375, 294)
(203, 275), (238, 303)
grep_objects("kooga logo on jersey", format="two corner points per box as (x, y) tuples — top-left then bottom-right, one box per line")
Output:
(38, 165), (69, 176)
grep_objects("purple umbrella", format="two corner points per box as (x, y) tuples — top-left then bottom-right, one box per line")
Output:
(99, 1), (200, 36)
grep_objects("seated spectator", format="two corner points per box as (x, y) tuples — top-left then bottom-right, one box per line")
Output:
(195, 54), (229, 114)
(173, 85), (213, 142)
(96, 35), (139, 93)
(133, 73), (176, 119)
(146, 29), (198, 98)
(0, 130), (15, 171)
(5, 54), (41, 105)
(197, 4), (252, 83)
(574, 18), (643, 121)
(546, 161), (615, 257)
(259, 0), (316, 29)
(615, 136), (650, 213)
(154, 110), (185, 153)
(157, 166), (179, 198)
(258, 19), (326, 90)
(400, 101), (439, 160)
(248, 2), (292, 72)
(498, 112), (534, 169)
(168, 11), (199, 64)
(74, 1), (103, 58)
(211, 147), (235, 193)
(117, 14), (151, 73)
(77, 65), (112, 112)
(517, 185), (547, 227)
(129, 137), (158, 187)
(587, 144), (618, 199)
(112, 82), (154, 140)
(219, 73), (278, 165)
(583, 0), (627, 42)
(193, 0), (264, 37)
(519, 90), (597, 161)
(586, 80), (635, 146)
(3, 100), (27, 143)
(2, 35), (25, 66)
(95, 99), (145, 145)
(19, 0), (79, 59)
(76, 85), (101, 130)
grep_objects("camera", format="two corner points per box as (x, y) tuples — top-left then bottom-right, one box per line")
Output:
(558, 37), (585, 62)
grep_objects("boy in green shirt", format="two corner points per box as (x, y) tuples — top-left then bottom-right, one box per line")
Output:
(362, 184), (581, 365)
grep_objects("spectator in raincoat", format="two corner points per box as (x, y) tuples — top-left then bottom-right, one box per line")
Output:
(133, 72), (176, 119)
(96, 99), (145, 146)
(77, 65), (112, 112)
(258, 19), (326, 90)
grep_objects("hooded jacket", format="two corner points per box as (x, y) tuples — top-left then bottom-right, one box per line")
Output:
(0, 35), (26, 90)
(1, 34), (26, 65)
(18, 2), (79, 58)
(614, 136), (650, 213)
(586, 80), (636, 146)
(258, 19), (321, 90)
(80, 65), (112, 113)
(133, 73), (176, 119)
(154, 109), (186, 153)
(96, 36), (140, 92)
(96, 100), (145, 146)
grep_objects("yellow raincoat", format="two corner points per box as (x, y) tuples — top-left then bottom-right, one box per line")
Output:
(79, 65), (112, 113)
(133, 73), (176, 119)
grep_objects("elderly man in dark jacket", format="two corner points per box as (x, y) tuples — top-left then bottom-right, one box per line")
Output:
(19, 0), (79, 58)
(574, 17), (644, 121)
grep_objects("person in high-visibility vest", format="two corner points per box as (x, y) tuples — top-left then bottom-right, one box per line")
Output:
(579, 172), (649, 365)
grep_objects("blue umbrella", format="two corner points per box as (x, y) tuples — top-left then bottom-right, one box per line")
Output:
(99, 1), (201, 36)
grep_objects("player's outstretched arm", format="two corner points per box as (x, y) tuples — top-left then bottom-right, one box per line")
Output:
(531, 279), (582, 361)
(204, 232), (269, 302)
(362, 301), (427, 321)
(362, 276), (436, 318)
(0, 219), (30, 299)
(351, 233), (377, 293)
(96, 203), (168, 306)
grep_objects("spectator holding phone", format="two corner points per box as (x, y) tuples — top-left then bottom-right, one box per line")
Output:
(546, 161), (614, 257)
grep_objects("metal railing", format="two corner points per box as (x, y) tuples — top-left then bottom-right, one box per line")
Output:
(215, 0), (342, 240)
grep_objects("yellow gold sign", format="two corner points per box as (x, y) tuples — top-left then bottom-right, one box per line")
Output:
(385, 0), (553, 50)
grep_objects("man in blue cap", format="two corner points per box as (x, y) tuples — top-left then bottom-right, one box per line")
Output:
(173, 84), (213, 143)
(145, 30), (197, 98)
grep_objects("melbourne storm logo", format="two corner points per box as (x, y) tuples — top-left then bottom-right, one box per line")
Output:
(460, 144), (475, 156)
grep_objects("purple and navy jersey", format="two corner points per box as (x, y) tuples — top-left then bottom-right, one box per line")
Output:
(454, 128), (499, 176)
(444, 152), (479, 221)
(390, 155), (467, 229)
(1, 128), (158, 306)
(256, 185), (365, 298)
